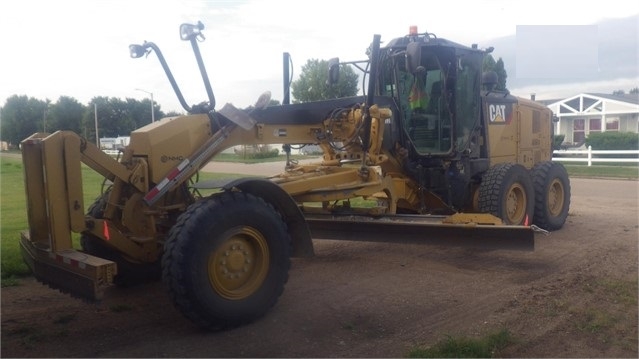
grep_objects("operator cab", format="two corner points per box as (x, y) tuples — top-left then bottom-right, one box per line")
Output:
(379, 27), (483, 159)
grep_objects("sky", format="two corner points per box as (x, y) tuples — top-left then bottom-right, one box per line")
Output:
(1, 0), (638, 114)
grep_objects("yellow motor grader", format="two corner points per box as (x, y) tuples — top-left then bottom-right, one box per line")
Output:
(19, 22), (570, 330)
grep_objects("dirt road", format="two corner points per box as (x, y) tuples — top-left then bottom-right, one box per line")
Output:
(2, 175), (637, 358)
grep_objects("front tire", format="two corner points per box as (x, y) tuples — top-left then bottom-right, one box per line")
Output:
(162, 191), (291, 330)
(531, 161), (571, 231)
(478, 163), (535, 225)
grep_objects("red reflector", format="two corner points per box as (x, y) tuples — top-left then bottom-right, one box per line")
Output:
(166, 168), (181, 181)
(144, 187), (160, 202)
(103, 222), (111, 241)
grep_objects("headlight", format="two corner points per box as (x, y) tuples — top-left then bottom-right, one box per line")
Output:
(129, 44), (146, 58)
(180, 21), (204, 41)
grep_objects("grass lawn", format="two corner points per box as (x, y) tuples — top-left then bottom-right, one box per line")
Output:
(563, 163), (638, 179)
(1, 158), (31, 281)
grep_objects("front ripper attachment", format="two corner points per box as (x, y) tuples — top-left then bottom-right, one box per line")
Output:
(20, 131), (117, 301)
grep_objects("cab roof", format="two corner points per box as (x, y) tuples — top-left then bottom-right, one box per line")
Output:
(384, 32), (486, 55)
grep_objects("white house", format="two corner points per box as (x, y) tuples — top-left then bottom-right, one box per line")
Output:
(99, 137), (116, 150)
(99, 136), (130, 150)
(542, 93), (639, 146)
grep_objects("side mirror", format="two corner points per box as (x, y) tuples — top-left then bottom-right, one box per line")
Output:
(129, 44), (146, 58)
(327, 57), (340, 85)
(406, 42), (423, 74)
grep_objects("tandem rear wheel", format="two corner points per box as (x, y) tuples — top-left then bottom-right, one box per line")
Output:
(531, 161), (571, 231)
(478, 163), (535, 226)
(478, 161), (570, 230)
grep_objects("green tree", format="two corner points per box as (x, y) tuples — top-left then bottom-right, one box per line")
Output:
(0, 95), (48, 146)
(1, 94), (171, 145)
(483, 55), (507, 91)
(126, 97), (157, 128)
(48, 96), (86, 134)
(85, 97), (137, 143)
(614, 88), (638, 95)
(268, 99), (281, 107)
(482, 55), (496, 72)
(494, 58), (507, 91)
(291, 59), (358, 103)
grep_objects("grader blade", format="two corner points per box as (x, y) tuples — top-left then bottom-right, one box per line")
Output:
(20, 232), (116, 301)
(304, 213), (535, 251)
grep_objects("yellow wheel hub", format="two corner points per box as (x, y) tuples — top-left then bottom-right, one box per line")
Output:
(506, 183), (526, 224)
(547, 179), (565, 216)
(208, 227), (269, 300)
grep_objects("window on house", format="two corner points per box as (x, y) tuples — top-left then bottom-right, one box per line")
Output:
(606, 118), (619, 131)
(589, 118), (601, 133)
(573, 119), (585, 144)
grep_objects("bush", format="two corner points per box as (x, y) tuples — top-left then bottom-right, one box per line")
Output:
(585, 132), (639, 150)
(553, 135), (565, 151)
(246, 148), (280, 159)
(234, 145), (280, 159)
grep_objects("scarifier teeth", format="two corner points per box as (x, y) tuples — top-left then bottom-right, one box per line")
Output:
(20, 233), (116, 302)
(31, 267), (105, 302)
(35, 275), (101, 303)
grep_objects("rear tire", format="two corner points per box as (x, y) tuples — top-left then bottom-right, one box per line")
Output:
(478, 163), (535, 225)
(162, 191), (291, 330)
(531, 161), (571, 231)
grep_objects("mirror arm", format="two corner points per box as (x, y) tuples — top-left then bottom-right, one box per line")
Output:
(188, 36), (216, 110)
(137, 42), (193, 113)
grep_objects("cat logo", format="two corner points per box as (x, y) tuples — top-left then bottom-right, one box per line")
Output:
(488, 103), (513, 124)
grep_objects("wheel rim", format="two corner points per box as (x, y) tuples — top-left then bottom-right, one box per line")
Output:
(471, 186), (480, 212)
(505, 183), (527, 224)
(208, 227), (270, 300)
(547, 178), (565, 217)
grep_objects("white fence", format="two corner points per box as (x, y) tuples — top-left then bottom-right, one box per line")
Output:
(553, 146), (639, 166)
(103, 149), (120, 156)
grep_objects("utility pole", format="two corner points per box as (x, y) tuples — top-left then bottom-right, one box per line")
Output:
(135, 88), (155, 123)
(43, 101), (50, 132)
(94, 103), (99, 147)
